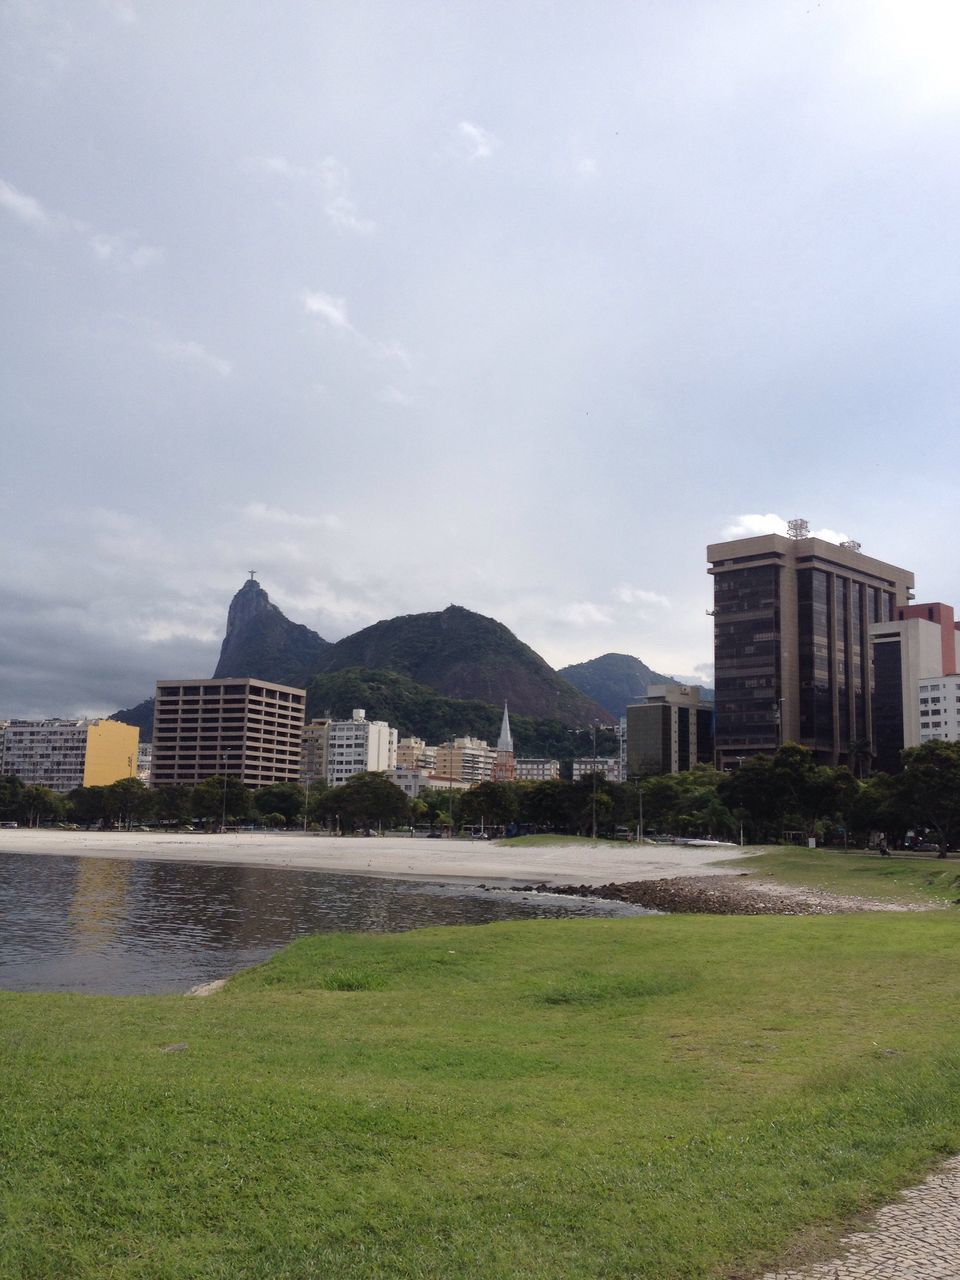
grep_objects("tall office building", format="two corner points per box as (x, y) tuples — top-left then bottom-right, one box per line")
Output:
(624, 685), (713, 777)
(152, 678), (306, 787)
(707, 527), (914, 769)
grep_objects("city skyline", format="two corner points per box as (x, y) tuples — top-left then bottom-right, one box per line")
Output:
(4, 3), (960, 717)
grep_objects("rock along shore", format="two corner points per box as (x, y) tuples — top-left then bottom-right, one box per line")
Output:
(518, 874), (931, 915)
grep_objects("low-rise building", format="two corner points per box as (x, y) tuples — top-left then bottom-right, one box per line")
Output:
(571, 756), (620, 782)
(387, 769), (470, 799)
(1, 718), (139, 792)
(515, 758), (560, 782)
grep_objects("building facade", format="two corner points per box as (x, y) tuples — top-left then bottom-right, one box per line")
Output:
(395, 737), (437, 772)
(571, 756), (620, 782)
(871, 603), (960, 769)
(152, 678), (306, 787)
(624, 685), (713, 777)
(707, 530), (914, 769)
(325, 709), (397, 786)
(515, 758), (560, 782)
(300, 717), (332, 787)
(433, 737), (496, 785)
(1, 718), (139, 792)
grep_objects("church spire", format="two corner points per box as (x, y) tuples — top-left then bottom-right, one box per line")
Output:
(497, 701), (513, 752)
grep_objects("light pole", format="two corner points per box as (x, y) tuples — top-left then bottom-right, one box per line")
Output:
(591, 721), (598, 840)
(221, 752), (232, 833)
(302, 775), (310, 832)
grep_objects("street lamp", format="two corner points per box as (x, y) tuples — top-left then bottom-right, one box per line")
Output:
(221, 752), (233, 833)
(591, 721), (598, 840)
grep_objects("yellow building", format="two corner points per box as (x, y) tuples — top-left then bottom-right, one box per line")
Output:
(0, 718), (139, 792)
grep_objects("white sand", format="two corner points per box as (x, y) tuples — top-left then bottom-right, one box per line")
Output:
(0, 829), (749, 885)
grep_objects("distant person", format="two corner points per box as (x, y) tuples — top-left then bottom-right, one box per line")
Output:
(879, 837), (889, 857)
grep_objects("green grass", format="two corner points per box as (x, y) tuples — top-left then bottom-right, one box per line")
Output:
(729, 846), (960, 905)
(3, 913), (960, 1278)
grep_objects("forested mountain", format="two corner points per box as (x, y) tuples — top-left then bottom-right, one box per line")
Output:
(559, 652), (713, 719)
(315, 605), (611, 726)
(113, 583), (615, 739)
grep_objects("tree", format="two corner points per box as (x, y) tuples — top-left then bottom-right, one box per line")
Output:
(0, 774), (25, 820)
(254, 782), (305, 825)
(458, 781), (519, 828)
(18, 785), (64, 827)
(191, 776), (252, 826)
(898, 740), (960, 851)
(324, 772), (410, 832)
(154, 784), (194, 825)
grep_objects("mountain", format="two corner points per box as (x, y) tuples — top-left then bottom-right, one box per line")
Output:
(213, 579), (330, 685)
(559, 652), (713, 720)
(112, 586), (613, 740)
(109, 696), (156, 737)
(314, 605), (613, 727)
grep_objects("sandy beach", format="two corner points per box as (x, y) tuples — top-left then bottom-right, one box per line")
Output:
(0, 829), (748, 885)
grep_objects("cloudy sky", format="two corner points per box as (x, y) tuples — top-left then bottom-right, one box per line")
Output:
(3, 1), (959, 718)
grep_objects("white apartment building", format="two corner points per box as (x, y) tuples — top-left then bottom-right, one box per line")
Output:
(1, 718), (139, 793)
(572, 756), (620, 782)
(326, 709), (398, 786)
(918, 676), (960, 744)
(434, 737), (496, 785)
(515, 758), (560, 782)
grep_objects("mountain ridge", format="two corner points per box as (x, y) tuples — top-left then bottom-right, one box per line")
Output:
(559, 651), (713, 720)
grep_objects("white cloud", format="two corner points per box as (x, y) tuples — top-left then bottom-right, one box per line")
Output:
(378, 385), (415, 407)
(560, 601), (614, 627)
(318, 156), (375, 234)
(0, 176), (160, 269)
(153, 338), (233, 378)
(89, 231), (163, 270)
(458, 120), (500, 160)
(244, 153), (375, 233)
(239, 502), (342, 530)
(0, 177), (52, 228)
(722, 512), (789, 538)
(614, 585), (671, 608)
(722, 514), (853, 544)
(303, 289), (356, 333)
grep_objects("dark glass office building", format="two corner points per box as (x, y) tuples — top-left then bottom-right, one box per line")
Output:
(707, 534), (914, 769)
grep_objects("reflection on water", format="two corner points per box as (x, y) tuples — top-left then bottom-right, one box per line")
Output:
(0, 852), (652, 996)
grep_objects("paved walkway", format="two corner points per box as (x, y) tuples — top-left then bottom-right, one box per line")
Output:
(760, 1154), (960, 1278)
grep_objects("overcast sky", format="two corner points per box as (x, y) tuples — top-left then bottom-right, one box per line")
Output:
(3, 1), (959, 718)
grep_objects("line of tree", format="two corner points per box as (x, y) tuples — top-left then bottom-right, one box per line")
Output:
(3, 739), (959, 847)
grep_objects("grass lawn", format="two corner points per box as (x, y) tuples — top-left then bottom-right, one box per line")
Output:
(3, 909), (960, 1279)
(729, 846), (960, 906)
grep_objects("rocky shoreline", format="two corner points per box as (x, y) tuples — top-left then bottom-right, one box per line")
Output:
(516, 873), (930, 915)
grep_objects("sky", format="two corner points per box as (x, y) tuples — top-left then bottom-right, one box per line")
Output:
(3, 1), (960, 718)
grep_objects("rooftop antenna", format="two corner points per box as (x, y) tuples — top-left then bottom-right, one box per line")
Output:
(787, 518), (810, 540)
(839, 539), (862, 551)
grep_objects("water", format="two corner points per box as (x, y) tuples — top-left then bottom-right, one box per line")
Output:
(0, 852), (651, 995)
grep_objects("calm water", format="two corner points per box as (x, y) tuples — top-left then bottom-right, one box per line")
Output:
(0, 851), (651, 995)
